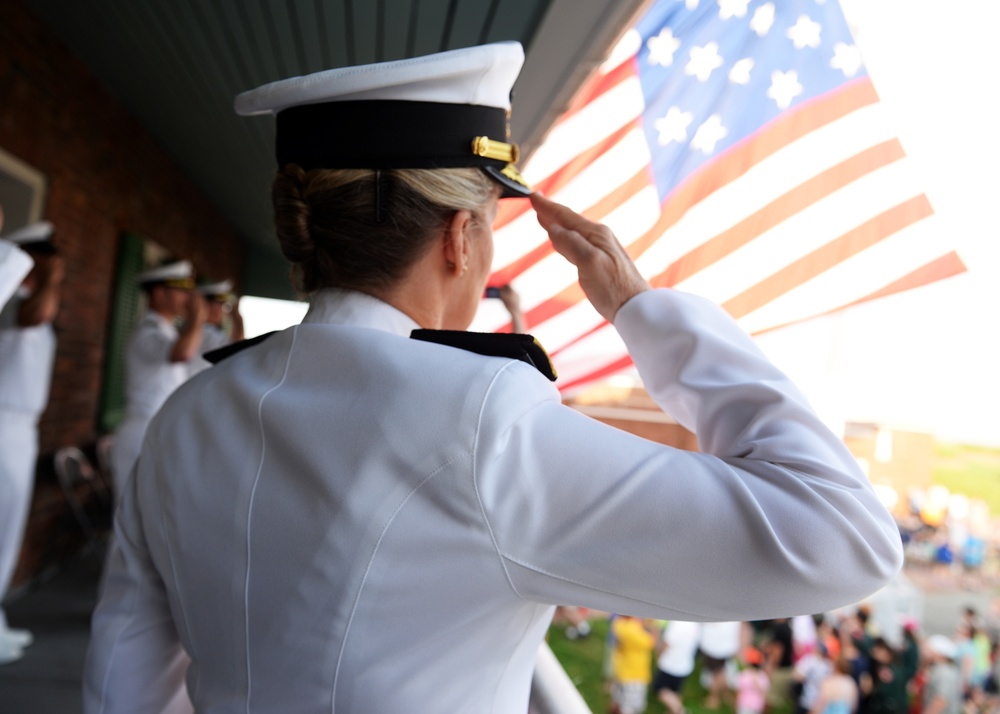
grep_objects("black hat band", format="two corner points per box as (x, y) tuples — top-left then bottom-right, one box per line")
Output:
(276, 100), (511, 171)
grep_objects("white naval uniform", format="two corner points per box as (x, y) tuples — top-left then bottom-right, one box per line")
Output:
(84, 288), (903, 713)
(0, 287), (55, 630)
(110, 311), (191, 496)
(188, 323), (232, 378)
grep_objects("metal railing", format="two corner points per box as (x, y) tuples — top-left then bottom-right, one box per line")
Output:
(528, 642), (593, 714)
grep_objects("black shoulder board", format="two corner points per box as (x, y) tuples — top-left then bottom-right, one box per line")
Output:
(204, 331), (276, 365)
(411, 329), (557, 382)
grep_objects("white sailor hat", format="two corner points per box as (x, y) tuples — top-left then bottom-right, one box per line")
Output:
(4, 221), (57, 255)
(198, 279), (234, 300)
(136, 259), (195, 289)
(234, 42), (531, 198)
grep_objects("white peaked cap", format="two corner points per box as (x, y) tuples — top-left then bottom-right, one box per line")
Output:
(136, 259), (193, 285)
(5, 221), (54, 245)
(233, 42), (531, 198)
(0, 239), (34, 305)
(234, 42), (524, 116)
(198, 279), (233, 296)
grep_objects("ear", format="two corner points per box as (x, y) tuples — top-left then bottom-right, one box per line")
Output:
(441, 209), (473, 277)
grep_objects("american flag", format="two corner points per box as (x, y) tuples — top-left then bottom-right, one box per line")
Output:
(473, 0), (965, 393)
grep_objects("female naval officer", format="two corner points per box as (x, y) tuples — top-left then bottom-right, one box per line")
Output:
(84, 42), (902, 713)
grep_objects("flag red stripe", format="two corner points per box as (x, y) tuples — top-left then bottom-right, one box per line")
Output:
(632, 77), (881, 257)
(491, 168), (651, 289)
(654, 139), (907, 288)
(549, 320), (607, 358)
(750, 251), (968, 336)
(556, 250), (965, 393)
(552, 189), (928, 368)
(558, 355), (636, 393)
(493, 119), (641, 230)
(492, 62), (639, 231)
(559, 55), (637, 120)
(846, 250), (967, 303)
(722, 194), (934, 319)
(511, 79), (882, 330)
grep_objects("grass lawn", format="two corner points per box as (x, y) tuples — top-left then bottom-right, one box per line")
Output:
(933, 443), (1000, 513)
(548, 618), (793, 714)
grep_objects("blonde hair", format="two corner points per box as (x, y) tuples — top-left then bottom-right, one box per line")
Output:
(272, 165), (499, 294)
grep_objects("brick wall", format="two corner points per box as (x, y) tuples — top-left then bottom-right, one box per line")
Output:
(0, 1), (245, 585)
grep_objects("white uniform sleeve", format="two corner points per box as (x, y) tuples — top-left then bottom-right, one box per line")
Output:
(83, 466), (193, 714)
(475, 289), (902, 621)
(133, 321), (175, 364)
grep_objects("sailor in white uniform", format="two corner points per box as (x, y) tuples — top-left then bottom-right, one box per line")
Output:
(109, 260), (204, 499)
(188, 279), (243, 377)
(84, 43), (902, 713)
(0, 220), (62, 665)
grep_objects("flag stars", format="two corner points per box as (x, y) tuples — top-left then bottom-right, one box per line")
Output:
(691, 114), (728, 154)
(729, 58), (754, 84)
(750, 3), (776, 36)
(680, 0), (699, 9)
(654, 106), (694, 145)
(768, 70), (804, 108)
(685, 42), (724, 81)
(787, 15), (822, 49)
(830, 42), (863, 76)
(647, 28), (682, 67)
(717, 0), (750, 20)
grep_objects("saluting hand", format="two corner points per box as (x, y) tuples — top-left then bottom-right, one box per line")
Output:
(41, 254), (66, 286)
(229, 297), (245, 341)
(187, 290), (207, 327)
(530, 193), (649, 323)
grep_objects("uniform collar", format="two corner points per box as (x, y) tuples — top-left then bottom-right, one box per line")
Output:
(302, 288), (420, 338)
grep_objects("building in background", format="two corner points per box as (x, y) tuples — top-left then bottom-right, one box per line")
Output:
(0, 2), (244, 588)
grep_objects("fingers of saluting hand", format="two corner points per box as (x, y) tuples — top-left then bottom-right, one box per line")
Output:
(529, 193), (650, 323)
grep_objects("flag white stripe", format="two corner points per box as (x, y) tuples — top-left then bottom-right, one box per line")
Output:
(736, 216), (951, 333)
(551, 213), (952, 386)
(524, 76), (645, 184)
(479, 188), (661, 338)
(634, 103), (898, 276)
(493, 128), (651, 268)
(673, 159), (924, 302)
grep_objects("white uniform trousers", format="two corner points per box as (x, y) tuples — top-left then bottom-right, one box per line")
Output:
(0, 410), (38, 629)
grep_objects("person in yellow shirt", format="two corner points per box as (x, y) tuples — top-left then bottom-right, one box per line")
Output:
(611, 615), (657, 714)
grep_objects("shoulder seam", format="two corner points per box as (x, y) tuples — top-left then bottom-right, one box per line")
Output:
(470, 360), (530, 601)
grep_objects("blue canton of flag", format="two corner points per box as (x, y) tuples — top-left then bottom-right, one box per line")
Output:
(638, 0), (864, 200)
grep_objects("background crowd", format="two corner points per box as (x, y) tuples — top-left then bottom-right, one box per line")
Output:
(0, 211), (243, 665)
(572, 601), (1000, 714)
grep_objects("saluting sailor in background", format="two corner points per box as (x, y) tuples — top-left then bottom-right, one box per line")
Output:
(188, 279), (243, 377)
(0, 219), (62, 666)
(109, 260), (204, 499)
(85, 42), (902, 713)
(0, 226), (34, 309)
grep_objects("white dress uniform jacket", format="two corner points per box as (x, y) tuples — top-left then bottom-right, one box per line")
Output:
(110, 311), (191, 495)
(84, 288), (903, 714)
(0, 287), (55, 631)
